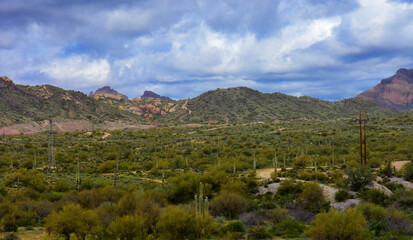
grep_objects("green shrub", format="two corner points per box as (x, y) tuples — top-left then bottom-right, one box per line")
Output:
(210, 192), (248, 219)
(271, 219), (306, 238)
(54, 178), (72, 192)
(360, 189), (389, 206)
(224, 221), (245, 233)
(247, 226), (271, 240)
(298, 182), (329, 213)
(306, 208), (368, 240)
(97, 161), (116, 173)
(402, 162), (413, 181)
(267, 207), (290, 224)
(335, 190), (351, 202)
(344, 167), (374, 191)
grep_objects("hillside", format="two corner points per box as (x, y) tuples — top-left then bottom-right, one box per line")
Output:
(357, 68), (413, 110)
(0, 76), (396, 129)
(179, 87), (392, 123)
(0, 77), (141, 127)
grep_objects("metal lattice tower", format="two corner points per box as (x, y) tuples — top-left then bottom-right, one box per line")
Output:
(48, 119), (56, 170)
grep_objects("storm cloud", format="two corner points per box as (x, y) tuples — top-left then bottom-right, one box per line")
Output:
(1, 0), (413, 100)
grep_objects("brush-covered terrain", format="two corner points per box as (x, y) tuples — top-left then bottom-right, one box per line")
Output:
(0, 113), (412, 239)
(1, 75), (396, 132)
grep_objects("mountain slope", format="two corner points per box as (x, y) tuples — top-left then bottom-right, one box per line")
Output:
(178, 87), (391, 123)
(0, 77), (141, 126)
(357, 68), (413, 110)
(0, 76), (395, 128)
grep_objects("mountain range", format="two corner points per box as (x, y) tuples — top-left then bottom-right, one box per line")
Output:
(1, 68), (412, 133)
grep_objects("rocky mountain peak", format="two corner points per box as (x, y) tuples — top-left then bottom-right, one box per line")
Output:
(0, 76), (15, 87)
(357, 68), (413, 110)
(141, 90), (171, 100)
(90, 86), (128, 100)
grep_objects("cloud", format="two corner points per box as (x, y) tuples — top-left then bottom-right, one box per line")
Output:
(40, 55), (110, 88)
(1, 0), (413, 100)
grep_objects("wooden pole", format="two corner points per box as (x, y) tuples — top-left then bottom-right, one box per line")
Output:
(364, 110), (367, 166)
(359, 111), (363, 166)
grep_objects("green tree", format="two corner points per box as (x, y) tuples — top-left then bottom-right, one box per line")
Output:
(298, 182), (329, 213)
(45, 203), (101, 240)
(156, 206), (197, 240)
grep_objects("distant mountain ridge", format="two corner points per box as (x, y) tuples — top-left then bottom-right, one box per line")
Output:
(141, 90), (172, 100)
(357, 68), (413, 110)
(0, 71), (403, 131)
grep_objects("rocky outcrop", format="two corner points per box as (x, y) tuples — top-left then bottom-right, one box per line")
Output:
(141, 90), (171, 100)
(357, 68), (413, 110)
(90, 86), (129, 100)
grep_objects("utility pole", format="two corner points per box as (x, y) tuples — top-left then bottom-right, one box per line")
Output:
(359, 112), (363, 166)
(364, 110), (367, 166)
(358, 110), (368, 166)
(76, 159), (81, 190)
(48, 119), (56, 171)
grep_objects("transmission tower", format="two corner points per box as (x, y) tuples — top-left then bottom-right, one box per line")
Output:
(48, 119), (56, 171)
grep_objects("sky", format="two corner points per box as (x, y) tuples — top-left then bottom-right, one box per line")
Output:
(1, 0), (413, 100)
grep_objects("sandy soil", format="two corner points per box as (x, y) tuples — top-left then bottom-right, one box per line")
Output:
(256, 168), (291, 179)
(102, 132), (111, 139)
(392, 161), (411, 170)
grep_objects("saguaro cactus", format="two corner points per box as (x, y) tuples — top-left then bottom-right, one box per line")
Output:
(194, 182), (209, 218)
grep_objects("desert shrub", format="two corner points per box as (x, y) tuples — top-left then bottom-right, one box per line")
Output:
(80, 177), (95, 190)
(220, 181), (247, 196)
(4, 169), (47, 192)
(239, 211), (265, 228)
(45, 203), (101, 240)
(298, 182), (329, 213)
(335, 190), (351, 202)
(306, 208), (368, 240)
(287, 205), (316, 224)
(224, 221), (245, 233)
(402, 162), (413, 181)
(274, 179), (303, 206)
(166, 172), (199, 203)
(97, 161), (116, 173)
(344, 167), (374, 191)
(357, 203), (386, 223)
(156, 206), (197, 240)
(276, 179), (303, 196)
(210, 192), (248, 219)
(247, 226), (272, 240)
(384, 207), (412, 234)
(389, 189), (413, 212)
(259, 200), (275, 209)
(2, 233), (20, 240)
(108, 215), (147, 240)
(270, 219), (306, 238)
(54, 178), (72, 192)
(384, 182), (404, 192)
(297, 169), (316, 181)
(360, 189), (389, 206)
(267, 207), (290, 224)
